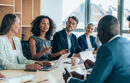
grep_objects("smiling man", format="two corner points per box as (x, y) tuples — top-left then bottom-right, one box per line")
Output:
(52, 16), (82, 60)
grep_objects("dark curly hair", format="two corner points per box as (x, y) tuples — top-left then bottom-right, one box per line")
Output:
(127, 16), (130, 21)
(31, 15), (56, 40)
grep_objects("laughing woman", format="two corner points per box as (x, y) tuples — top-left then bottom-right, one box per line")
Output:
(78, 23), (98, 54)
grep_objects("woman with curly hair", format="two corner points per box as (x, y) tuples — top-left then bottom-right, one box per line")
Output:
(29, 15), (68, 61)
(127, 16), (130, 28)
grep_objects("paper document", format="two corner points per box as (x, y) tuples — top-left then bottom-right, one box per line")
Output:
(42, 53), (70, 71)
(80, 49), (96, 62)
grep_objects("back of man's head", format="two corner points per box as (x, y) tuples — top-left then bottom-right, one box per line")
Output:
(97, 15), (120, 43)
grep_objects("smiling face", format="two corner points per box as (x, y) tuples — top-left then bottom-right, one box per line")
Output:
(66, 18), (77, 32)
(86, 24), (94, 35)
(39, 18), (50, 33)
(11, 17), (20, 34)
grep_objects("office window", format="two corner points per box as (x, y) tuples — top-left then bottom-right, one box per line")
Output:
(90, 0), (118, 27)
(122, 33), (130, 40)
(62, 0), (85, 37)
(123, 0), (130, 30)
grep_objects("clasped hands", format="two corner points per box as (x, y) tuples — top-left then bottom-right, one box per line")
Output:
(63, 59), (94, 82)
(63, 68), (84, 83)
(26, 61), (51, 70)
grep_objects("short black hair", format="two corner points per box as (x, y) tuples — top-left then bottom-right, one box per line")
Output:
(98, 15), (120, 37)
(68, 16), (79, 24)
(127, 16), (130, 21)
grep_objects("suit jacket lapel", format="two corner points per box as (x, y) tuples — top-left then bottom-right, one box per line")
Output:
(83, 34), (88, 49)
(62, 29), (68, 49)
(70, 34), (74, 52)
(89, 36), (94, 48)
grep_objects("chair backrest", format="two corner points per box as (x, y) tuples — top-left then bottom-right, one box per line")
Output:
(21, 40), (32, 60)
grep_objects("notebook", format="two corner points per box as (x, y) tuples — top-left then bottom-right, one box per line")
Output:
(41, 53), (70, 71)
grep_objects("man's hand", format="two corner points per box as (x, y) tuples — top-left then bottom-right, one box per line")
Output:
(35, 61), (51, 66)
(84, 59), (94, 69)
(0, 72), (5, 78)
(73, 53), (80, 58)
(63, 68), (71, 83)
(26, 64), (41, 70)
(58, 49), (68, 55)
(71, 71), (84, 80)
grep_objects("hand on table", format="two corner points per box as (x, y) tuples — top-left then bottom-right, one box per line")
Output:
(26, 64), (41, 70)
(63, 68), (71, 83)
(84, 59), (94, 69)
(71, 71), (84, 80)
(35, 61), (51, 66)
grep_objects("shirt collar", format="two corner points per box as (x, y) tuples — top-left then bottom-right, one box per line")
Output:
(108, 35), (121, 42)
(65, 28), (72, 37)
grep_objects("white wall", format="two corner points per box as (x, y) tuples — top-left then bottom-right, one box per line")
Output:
(41, 0), (63, 31)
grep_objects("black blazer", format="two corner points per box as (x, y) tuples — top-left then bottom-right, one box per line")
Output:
(52, 29), (81, 59)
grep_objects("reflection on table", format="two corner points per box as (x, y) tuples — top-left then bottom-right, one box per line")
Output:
(0, 58), (88, 83)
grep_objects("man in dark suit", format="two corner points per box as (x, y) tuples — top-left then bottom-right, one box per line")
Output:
(52, 16), (82, 60)
(63, 15), (130, 83)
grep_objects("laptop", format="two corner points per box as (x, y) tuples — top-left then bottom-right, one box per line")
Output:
(41, 53), (70, 71)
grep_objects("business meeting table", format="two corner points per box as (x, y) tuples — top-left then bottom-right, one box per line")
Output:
(0, 58), (88, 83)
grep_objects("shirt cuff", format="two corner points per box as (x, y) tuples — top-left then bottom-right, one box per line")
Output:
(67, 77), (72, 83)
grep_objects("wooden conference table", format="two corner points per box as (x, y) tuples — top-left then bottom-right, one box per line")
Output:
(0, 59), (87, 83)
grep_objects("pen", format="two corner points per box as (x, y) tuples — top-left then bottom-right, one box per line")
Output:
(37, 79), (48, 83)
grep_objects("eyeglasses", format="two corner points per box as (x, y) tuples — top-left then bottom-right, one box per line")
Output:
(67, 21), (77, 26)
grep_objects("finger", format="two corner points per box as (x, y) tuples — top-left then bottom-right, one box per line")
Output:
(35, 64), (41, 70)
(65, 49), (68, 51)
(43, 45), (45, 48)
(49, 46), (52, 49)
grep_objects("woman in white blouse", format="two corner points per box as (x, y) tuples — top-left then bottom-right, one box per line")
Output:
(0, 14), (51, 70)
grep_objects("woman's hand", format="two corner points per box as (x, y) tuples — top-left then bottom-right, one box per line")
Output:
(26, 64), (42, 70)
(41, 46), (52, 53)
(35, 61), (51, 66)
